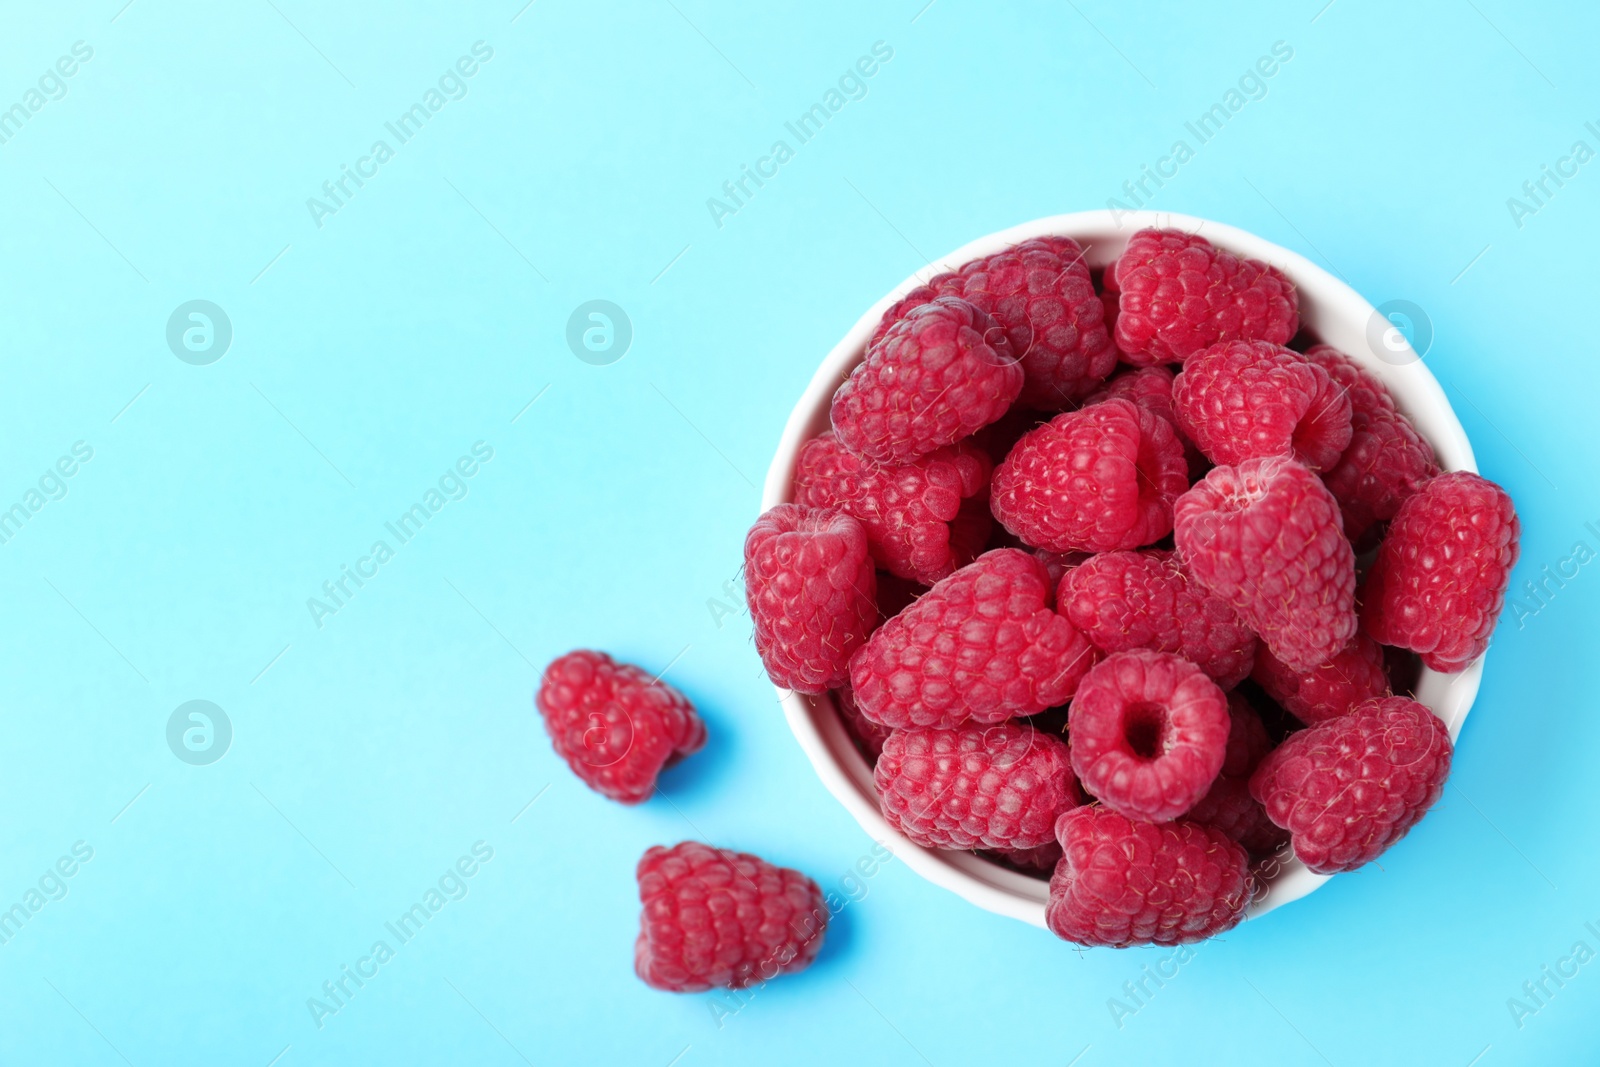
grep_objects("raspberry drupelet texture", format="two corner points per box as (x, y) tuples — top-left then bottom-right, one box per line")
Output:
(1046, 806), (1253, 947)
(744, 504), (878, 694)
(537, 651), (708, 804)
(793, 432), (992, 585)
(1185, 692), (1288, 854)
(1175, 456), (1357, 673)
(990, 398), (1189, 554)
(1083, 364), (1208, 477)
(833, 295), (1022, 465)
(1302, 344), (1438, 541)
(1250, 696), (1453, 874)
(635, 842), (827, 992)
(871, 236), (1117, 409)
(1362, 471), (1520, 672)
(849, 548), (1099, 729)
(1110, 228), (1299, 366)
(1068, 650), (1232, 822)
(1058, 549), (1258, 689)
(1173, 340), (1353, 471)
(832, 683), (891, 764)
(875, 723), (1080, 850)
(1251, 630), (1389, 725)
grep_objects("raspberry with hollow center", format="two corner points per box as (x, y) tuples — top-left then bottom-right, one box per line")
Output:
(871, 236), (1117, 409)
(1068, 650), (1231, 822)
(1362, 471), (1519, 672)
(635, 842), (827, 992)
(1251, 630), (1389, 725)
(833, 295), (1022, 465)
(744, 504), (877, 694)
(1173, 340), (1353, 471)
(1249, 696), (1452, 874)
(990, 398), (1189, 553)
(1058, 549), (1258, 689)
(874, 722), (1080, 850)
(1175, 456), (1356, 672)
(849, 548), (1099, 728)
(1046, 806), (1253, 947)
(1111, 228), (1298, 365)
(793, 432), (991, 585)
(537, 650), (708, 804)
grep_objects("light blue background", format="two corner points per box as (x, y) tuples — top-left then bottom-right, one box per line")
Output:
(0, 1), (1594, 1063)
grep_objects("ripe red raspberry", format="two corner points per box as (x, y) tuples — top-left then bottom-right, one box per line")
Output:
(1251, 630), (1389, 725)
(1185, 693), (1288, 854)
(833, 683), (891, 763)
(1058, 550), (1258, 689)
(1250, 696), (1452, 873)
(1082, 364), (1208, 477)
(1068, 650), (1231, 822)
(794, 432), (991, 585)
(872, 237), (1117, 409)
(833, 296), (1021, 464)
(1173, 341), (1352, 471)
(990, 398), (1188, 553)
(1046, 806), (1252, 947)
(875, 723), (1079, 850)
(1176, 457), (1356, 672)
(849, 549), (1098, 728)
(1362, 471), (1520, 672)
(537, 651), (708, 804)
(1302, 345), (1438, 542)
(635, 842), (827, 992)
(744, 504), (877, 694)
(1111, 228), (1298, 365)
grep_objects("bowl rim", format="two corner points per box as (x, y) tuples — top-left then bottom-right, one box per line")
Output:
(761, 209), (1483, 930)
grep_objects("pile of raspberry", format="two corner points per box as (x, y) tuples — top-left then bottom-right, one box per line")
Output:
(743, 228), (1521, 949)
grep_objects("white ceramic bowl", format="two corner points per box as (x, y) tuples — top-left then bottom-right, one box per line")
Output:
(762, 210), (1480, 928)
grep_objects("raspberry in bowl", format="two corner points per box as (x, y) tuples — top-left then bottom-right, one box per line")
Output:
(755, 211), (1514, 937)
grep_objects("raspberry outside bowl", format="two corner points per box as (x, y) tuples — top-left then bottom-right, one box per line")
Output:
(762, 210), (1480, 928)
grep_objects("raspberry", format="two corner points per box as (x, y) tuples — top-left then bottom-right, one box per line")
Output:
(990, 398), (1188, 553)
(833, 683), (891, 763)
(1249, 696), (1452, 874)
(1362, 471), (1520, 672)
(1058, 550), (1258, 689)
(744, 504), (877, 694)
(1251, 630), (1389, 725)
(794, 432), (991, 585)
(1111, 228), (1298, 365)
(1302, 345), (1438, 541)
(1046, 806), (1252, 947)
(872, 237), (1116, 409)
(833, 296), (1021, 464)
(1082, 364), (1209, 478)
(1176, 456), (1356, 672)
(1173, 341), (1352, 471)
(1068, 650), (1231, 822)
(1186, 693), (1288, 854)
(635, 842), (827, 992)
(875, 723), (1079, 850)
(849, 548), (1098, 728)
(536, 651), (708, 804)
